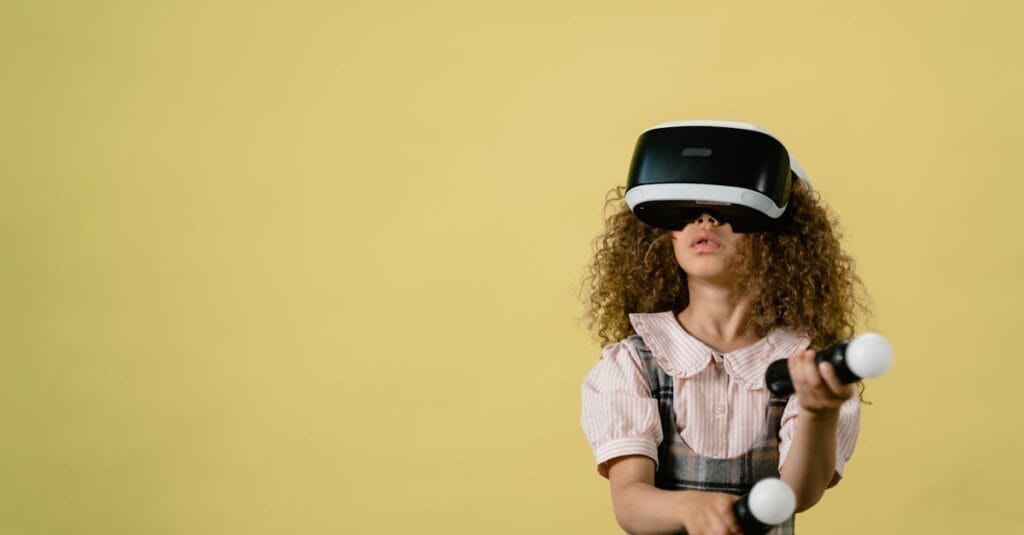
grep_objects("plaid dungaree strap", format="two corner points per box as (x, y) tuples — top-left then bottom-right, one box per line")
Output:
(626, 335), (796, 535)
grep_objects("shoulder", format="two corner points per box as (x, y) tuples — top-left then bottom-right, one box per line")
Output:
(596, 335), (651, 371)
(583, 336), (656, 396)
(621, 333), (652, 355)
(766, 328), (812, 361)
(606, 334), (665, 374)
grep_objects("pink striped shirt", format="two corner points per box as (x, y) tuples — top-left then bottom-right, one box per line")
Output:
(581, 311), (860, 478)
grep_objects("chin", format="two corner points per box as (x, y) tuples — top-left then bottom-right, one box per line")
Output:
(681, 257), (726, 272)
(687, 270), (729, 280)
(681, 260), (738, 282)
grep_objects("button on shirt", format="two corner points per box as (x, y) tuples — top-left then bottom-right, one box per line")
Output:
(581, 311), (861, 478)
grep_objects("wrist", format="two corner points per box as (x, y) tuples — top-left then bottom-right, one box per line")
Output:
(673, 490), (697, 527)
(798, 406), (840, 423)
(674, 490), (713, 532)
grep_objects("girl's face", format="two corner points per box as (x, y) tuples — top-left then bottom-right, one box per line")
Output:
(670, 213), (746, 284)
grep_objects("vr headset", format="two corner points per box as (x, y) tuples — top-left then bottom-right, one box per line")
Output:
(624, 120), (812, 233)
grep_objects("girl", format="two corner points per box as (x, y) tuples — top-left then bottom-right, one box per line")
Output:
(580, 169), (867, 535)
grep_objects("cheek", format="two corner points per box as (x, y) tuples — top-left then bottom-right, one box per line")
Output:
(670, 233), (688, 263)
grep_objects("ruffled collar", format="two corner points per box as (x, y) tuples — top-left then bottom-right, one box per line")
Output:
(628, 311), (809, 390)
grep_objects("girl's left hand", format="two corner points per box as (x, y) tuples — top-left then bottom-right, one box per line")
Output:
(786, 349), (855, 414)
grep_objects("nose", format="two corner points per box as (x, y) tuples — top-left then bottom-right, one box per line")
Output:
(693, 212), (722, 227)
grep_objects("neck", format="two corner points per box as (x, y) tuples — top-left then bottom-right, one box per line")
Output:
(678, 278), (759, 353)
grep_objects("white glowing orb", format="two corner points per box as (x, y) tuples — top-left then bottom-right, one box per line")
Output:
(846, 332), (894, 379)
(748, 478), (796, 525)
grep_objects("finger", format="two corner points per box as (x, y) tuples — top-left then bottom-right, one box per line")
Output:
(702, 507), (731, 535)
(818, 361), (846, 395)
(719, 502), (742, 534)
(821, 362), (857, 399)
(787, 352), (806, 391)
(799, 350), (823, 391)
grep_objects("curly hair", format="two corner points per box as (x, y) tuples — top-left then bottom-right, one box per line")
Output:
(580, 180), (870, 350)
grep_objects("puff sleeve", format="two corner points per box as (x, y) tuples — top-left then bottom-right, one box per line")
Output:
(581, 341), (663, 478)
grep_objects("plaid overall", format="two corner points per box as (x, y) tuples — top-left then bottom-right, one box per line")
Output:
(627, 335), (796, 535)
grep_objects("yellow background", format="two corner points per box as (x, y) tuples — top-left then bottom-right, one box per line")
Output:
(3, 1), (1022, 533)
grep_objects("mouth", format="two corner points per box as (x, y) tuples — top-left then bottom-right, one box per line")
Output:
(690, 231), (722, 251)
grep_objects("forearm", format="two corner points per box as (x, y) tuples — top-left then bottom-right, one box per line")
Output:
(611, 481), (689, 535)
(608, 456), (741, 535)
(779, 408), (840, 512)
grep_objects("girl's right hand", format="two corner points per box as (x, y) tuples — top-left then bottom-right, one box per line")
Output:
(677, 490), (743, 535)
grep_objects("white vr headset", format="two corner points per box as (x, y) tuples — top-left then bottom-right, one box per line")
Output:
(624, 120), (812, 233)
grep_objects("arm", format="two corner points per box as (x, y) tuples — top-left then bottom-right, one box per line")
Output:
(607, 455), (742, 535)
(583, 344), (742, 534)
(778, 349), (856, 512)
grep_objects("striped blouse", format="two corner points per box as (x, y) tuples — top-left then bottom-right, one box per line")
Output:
(581, 311), (860, 478)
